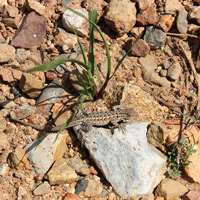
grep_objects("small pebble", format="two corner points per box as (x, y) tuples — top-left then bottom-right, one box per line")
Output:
(160, 69), (167, 77)
(75, 177), (87, 195)
(0, 163), (9, 176)
(33, 181), (50, 196)
(144, 26), (166, 49)
(167, 62), (182, 81)
(176, 10), (188, 34)
(56, 64), (67, 74)
(163, 61), (170, 69)
(46, 70), (58, 81)
(62, 44), (69, 52)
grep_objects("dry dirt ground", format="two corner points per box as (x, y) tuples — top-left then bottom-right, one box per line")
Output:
(1, 0), (200, 199)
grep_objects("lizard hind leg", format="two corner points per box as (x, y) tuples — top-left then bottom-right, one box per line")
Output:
(81, 122), (93, 132)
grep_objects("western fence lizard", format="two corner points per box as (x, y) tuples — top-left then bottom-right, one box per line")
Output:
(10, 108), (138, 132)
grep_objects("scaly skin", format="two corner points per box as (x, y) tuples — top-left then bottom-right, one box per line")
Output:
(10, 108), (138, 132)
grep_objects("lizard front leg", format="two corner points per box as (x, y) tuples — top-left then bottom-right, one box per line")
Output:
(110, 119), (126, 134)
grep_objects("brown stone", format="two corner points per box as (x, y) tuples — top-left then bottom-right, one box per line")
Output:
(147, 121), (169, 151)
(7, 147), (28, 169)
(165, 0), (184, 12)
(19, 73), (43, 98)
(155, 178), (188, 200)
(6, 5), (19, 17)
(134, 0), (155, 12)
(47, 158), (79, 185)
(27, 0), (46, 16)
(190, 6), (200, 21)
(51, 102), (72, 126)
(2, 17), (20, 28)
(104, 0), (136, 36)
(125, 38), (150, 57)
(82, 0), (107, 21)
(130, 27), (145, 37)
(11, 12), (46, 48)
(0, 133), (9, 153)
(0, 67), (14, 82)
(0, 44), (15, 63)
(84, 178), (103, 198)
(54, 30), (77, 47)
(157, 15), (175, 32)
(184, 135), (200, 183)
(10, 68), (22, 80)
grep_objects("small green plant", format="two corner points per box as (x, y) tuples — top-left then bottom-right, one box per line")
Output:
(167, 138), (197, 178)
(28, 7), (141, 106)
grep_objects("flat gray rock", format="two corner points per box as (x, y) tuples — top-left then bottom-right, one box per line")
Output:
(74, 122), (166, 198)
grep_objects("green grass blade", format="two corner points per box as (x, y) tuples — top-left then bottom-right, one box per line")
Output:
(88, 9), (97, 75)
(60, 112), (76, 132)
(27, 58), (89, 72)
(78, 93), (89, 115)
(78, 74), (91, 98)
(82, 69), (90, 84)
(68, 21), (87, 64)
(109, 31), (143, 80)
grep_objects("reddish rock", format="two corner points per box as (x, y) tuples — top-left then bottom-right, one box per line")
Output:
(11, 12), (46, 48)
(182, 190), (200, 200)
(184, 139), (200, 183)
(165, 119), (199, 145)
(63, 193), (81, 200)
(46, 70), (58, 81)
(137, 7), (159, 26)
(104, 0), (137, 36)
(165, 119), (200, 183)
(125, 38), (150, 57)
